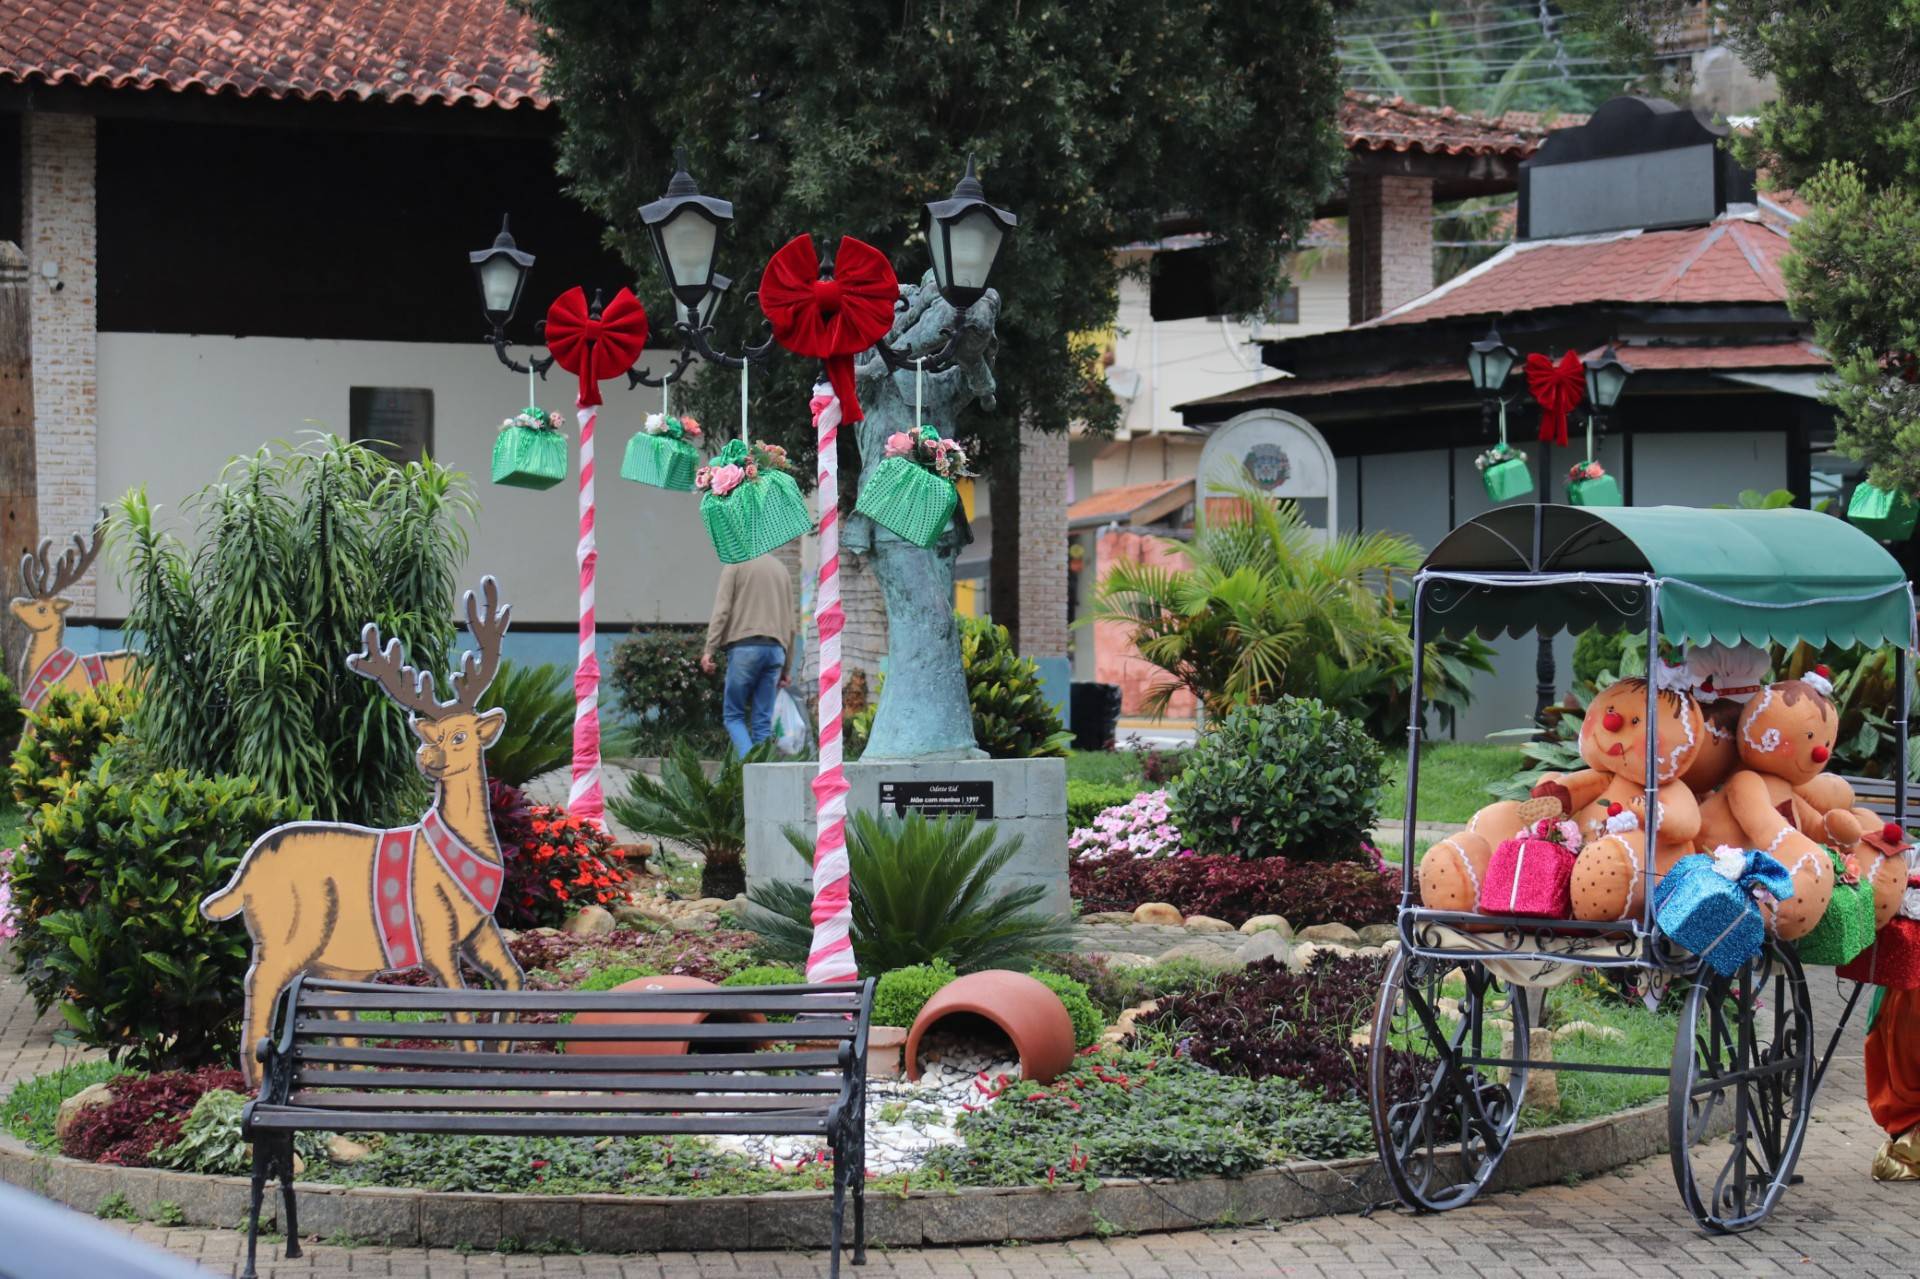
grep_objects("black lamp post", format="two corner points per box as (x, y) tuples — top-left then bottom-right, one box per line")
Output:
(922, 155), (1018, 310)
(470, 216), (546, 374)
(1467, 323), (1517, 439)
(1584, 345), (1631, 429)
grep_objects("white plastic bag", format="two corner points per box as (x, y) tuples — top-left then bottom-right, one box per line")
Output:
(772, 688), (810, 756)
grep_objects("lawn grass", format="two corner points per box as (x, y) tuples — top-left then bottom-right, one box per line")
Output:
(0, 802), (26, 849)
(2, 1060), (132, 1150)
(1380, 742), (1526, 826)
(1066, 750), (1146, 786)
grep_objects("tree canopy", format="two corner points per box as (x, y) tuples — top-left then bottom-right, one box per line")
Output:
(528, 0), (1349, 477)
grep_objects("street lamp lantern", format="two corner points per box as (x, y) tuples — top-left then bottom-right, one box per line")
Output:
(640, 149), (734, 311)
(1584, 345), (1632, 412)
(922, 155), (1017, 309)
(1466, 323), (1517, 394)
(469, 215), (535, 326)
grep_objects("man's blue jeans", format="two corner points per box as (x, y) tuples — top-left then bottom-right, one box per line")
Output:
(723, 641), (785, 756)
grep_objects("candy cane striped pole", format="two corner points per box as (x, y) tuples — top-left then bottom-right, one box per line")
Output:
(569, 399), (607, 828)
(806, 383), (856, 985)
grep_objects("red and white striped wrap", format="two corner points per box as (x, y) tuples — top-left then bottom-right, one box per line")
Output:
(806, 384), (857, 984)
(569, 401), (607, 828)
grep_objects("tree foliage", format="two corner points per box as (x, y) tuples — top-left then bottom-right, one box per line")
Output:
(528, 0), (1349, 476)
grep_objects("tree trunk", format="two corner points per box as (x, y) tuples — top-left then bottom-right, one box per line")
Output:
(0, 241), (36, 684)
(988, 454), (1022, 648)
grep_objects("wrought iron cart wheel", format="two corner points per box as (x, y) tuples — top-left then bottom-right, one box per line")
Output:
(1371, 947), (1531, 1212)
(1667, 940), (1814, 1233)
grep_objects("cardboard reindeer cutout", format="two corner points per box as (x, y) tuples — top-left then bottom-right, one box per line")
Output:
(200, 577), (525, 1086)
(11, 517), (134, 708)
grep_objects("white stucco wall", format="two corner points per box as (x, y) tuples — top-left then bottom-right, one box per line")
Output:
(95, 333), (717, 627)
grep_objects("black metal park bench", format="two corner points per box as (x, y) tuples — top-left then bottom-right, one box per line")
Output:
(1841, 773), (1914, 832)
(239, 974), (876, 1278)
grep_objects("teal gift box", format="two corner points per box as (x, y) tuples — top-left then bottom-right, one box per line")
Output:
(491, 409), (568, 490)
(1479, 455), (1533, 502)
(1566, 461), (1622, 507)
(622, 417), (700, 492)
(1654, 849), (1793, 977)
(1848, 483), (1919, 542)
(856, 455), (960, 548)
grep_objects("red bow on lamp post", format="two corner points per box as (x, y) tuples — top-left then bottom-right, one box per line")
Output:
(1525, 350), (1586, 447)
(544, 286), (650, 407)
(758, 235), (899, 423)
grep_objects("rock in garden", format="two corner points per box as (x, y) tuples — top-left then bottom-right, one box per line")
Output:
(1084, 951), (1156, 968)
(1183, 914), (1234, 934)
(1295, 922), (1362, 945)
(1235, 930), (1291, 965)
(693, 897), (731, 914)
(678, 912), (720, 933)
(563, 905), (616, 937)
(498, 929), (520, 944)
(1080, 911), (1137, 926)
(54, 1083), (116, 1145)
(1357, 923), (1399, 946)
(1285, 941), (1338, 972)
(1133, 902), (1184, 926)
(1113, 1000), (1161, 1033)
(326, 1136), (370, 1165)
(1555, 1019), (1626, 1045)
(1156, 940), (1241, 967)
(1239, 914), (1292, 936)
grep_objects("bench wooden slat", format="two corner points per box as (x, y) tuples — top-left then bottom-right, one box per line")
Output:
(292, 1019), (853, 1043)
(246, 1109), (835, 1138)
(300, 990), (864, 1015)
(289, 1067), (845, 1093)
(301, 977), (861, 998)
(293, 1044), (846, 1073)
(285, 1091), (833, 1115)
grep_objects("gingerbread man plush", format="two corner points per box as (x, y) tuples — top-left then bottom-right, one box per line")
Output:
(1693, 673), (1854, 939)
(1680, 642), (1770, 797)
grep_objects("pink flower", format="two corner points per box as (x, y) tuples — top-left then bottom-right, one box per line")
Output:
(681, 416), (702, 439)
(745, 463), (760, 480)
(885, 432), (914, 457)
(694, 466), (713, 490)
(709, 463), (747, 497)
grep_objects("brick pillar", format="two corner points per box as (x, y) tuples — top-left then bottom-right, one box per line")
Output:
(1013, 422), (1069, 659)
(1348, 172), (1434, 324)
(23, 114), (99, 610)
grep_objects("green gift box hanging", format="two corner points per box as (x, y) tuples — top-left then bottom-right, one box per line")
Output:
(854, 425), (962, 548)
(622, 413), (701, 492)
(1474, 402), (1532, 502)
(491, 408), (568, 490)
(1566, 461), (1622, 507)
(698, 440), (813, 565)
(1848, 482), (1919, 542)
(1796, 847), (1879, 966)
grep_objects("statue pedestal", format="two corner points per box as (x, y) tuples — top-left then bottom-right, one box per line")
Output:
(744, 758), (1069, 918)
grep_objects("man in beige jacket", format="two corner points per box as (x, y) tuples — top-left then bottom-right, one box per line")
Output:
(700, 553), (796, 756)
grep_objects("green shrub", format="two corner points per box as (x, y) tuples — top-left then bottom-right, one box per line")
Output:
(113, 439), (471, 826)
(848, 615), (1072, 760)
(608, 629), (727, 758)
(745, 811), (1077, 974)
(720, 964), (806, 988)
(9, 683), (136, 811)
(609, 741), (773, 899)
(1170, 697), (1383, 860)
(151, 1089), (328, 1175)
(1, 1060), (133, 1150)
(1066, 780), (1144, 830)
(574, 964), (662, 992)
(483, 661), (575, 786)
(1036, 953), (1228, 1018)
(0, 670), (20, 761)
(871, 960), (957, 1029)
(11, 758), (303, 1069)
(1026, 970), (1102, 1048)
(1571, 630), (1629, 687)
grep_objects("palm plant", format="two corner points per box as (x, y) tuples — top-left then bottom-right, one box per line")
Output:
(609, 740), (773, 899)
(1090, 475), (1424, 719)
(482, 660), (574, 786)
(113, 437), (472, 824)
(743, 810), (1077, 974)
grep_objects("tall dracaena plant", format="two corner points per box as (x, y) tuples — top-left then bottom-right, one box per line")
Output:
(113, 436), (473, 824)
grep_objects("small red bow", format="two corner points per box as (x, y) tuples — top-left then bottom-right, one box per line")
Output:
(759, 235), (899, 424)
(1525, 351), (1585, 447)
(545, 286), (649, 408)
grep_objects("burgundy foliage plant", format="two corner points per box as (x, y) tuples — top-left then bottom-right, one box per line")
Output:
(60, 1067), (246, 1167)
(1071, 853), (1399, 926)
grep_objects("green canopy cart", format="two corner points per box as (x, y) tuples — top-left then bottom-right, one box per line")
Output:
(1372, 504), (1915, 1233)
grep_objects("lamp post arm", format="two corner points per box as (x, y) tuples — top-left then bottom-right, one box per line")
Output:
(628, 345), (697, 389)
(487, 328), (556, 378)
(678, 318), (780, 371)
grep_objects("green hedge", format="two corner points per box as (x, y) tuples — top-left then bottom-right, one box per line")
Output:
(1066, 780), (1146, 829)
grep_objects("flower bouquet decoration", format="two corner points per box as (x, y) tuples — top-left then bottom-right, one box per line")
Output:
(490, 406), (568, 490)
(697, 437), (812, 564)
(853, 424), (968, 548)
(1566, 458), (1622, 507)
(621, 411), (703, 492)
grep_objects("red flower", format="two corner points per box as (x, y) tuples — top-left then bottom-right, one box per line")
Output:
(549, 878), (564, 891)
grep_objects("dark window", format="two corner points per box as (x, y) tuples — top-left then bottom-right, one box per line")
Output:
(1266, 287), (1300, 325)
(350, 387), (434, 463)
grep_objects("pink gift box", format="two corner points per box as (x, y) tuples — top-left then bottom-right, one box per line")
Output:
(1479, 837), (1578, 918)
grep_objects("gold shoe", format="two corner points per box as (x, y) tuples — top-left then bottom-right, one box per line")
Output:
(1872, 1126), (1920, 1181)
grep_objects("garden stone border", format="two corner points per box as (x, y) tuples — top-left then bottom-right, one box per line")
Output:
(0, 1098), (1674, 1252)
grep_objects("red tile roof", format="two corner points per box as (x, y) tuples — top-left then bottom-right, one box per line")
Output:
(0, 0), (549, 109)
(1340, 91), (1578, 159)
(1586, 341), (1825, 371)
(1177, 365), (1469, 413)
(1367, 216), (1792, 327)
(1067, 478), (1195, 529)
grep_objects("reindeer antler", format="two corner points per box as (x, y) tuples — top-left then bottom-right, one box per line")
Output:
(18, 512), (108, 602)
(452, 576), (510, 712)
(347, 625), (453, 721)
(17, 541), (50, 600)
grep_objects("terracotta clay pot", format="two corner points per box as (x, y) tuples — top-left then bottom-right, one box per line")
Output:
(866, 1025), (909, 1080)
(904, 970), (1076, 1085)
(565, 974), (766, 1057)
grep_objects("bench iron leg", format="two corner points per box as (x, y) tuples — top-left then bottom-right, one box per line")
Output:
(852, 1124), (866, 1265)
(278, 1135), (303, 1259)
(828, 1138), (846, 1279)
(241, 1141), (268, 1279)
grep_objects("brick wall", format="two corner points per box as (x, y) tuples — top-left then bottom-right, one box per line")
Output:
(1014, 422), (1069, 657)
(1347, 173), (1433, 324)
(23, 114), (99, 610)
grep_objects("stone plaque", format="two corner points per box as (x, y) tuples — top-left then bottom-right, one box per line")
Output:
(879, 780), (994, 819)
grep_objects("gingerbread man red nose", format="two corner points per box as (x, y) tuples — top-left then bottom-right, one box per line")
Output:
(1810, 744), (1830, 763)
(1602, 710), (1625, 732)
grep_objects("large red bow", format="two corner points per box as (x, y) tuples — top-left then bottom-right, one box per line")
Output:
(1525, 351), (1585, 447)
(545, 286), (649, 408)
(758, 234), (899, 424)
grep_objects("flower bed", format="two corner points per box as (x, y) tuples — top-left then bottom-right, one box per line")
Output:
(1070, 853), (1401, 927)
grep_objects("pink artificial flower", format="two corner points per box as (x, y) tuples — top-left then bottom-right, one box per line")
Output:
(885, 432), (914, 457)
(694, 466), (713, 491)
(709, 463), (747, 497)
(680, 416), (702, 439)
(745, 463), (760, 480)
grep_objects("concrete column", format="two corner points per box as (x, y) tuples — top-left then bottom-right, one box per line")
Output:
(1348, 172), (1434, 324)
(1014, 421), (1070, 660)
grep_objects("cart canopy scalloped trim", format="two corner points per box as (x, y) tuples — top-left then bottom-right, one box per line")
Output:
(1419, 505), (1916, 651)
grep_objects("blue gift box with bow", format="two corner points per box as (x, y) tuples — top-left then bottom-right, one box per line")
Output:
(1654, 848), (1795, 977)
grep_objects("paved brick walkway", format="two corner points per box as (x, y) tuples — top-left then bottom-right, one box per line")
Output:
(6, 948), (1918, 1276)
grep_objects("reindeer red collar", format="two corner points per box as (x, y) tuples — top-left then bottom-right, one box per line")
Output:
(11, 517), (133, 709)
